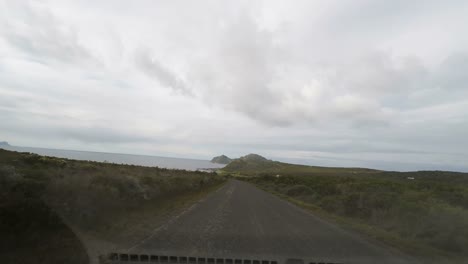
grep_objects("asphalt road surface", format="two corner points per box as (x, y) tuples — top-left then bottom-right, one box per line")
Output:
(129, 180), (416, 264)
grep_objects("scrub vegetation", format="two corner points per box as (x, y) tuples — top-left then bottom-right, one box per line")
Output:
(222, 153), (379, 175)
(0, 149), (226, 264)
(228, 154), (468, 261)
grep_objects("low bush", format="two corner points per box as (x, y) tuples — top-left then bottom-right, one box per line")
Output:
(0, 149), (226, 235)
(245, 173), (468, 257)
(285, 184), (314, 196)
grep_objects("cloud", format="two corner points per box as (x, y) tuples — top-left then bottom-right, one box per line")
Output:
(0, 107), (147, 143)
(185, 16), (415, 127)
(188, 14), (287, 125)
(0, 1), (95, 66)
(135, 49), (191, 95)
(0, 0), (467, 171)
(58, 127), (152, 144)
(435, 53), (468, 91)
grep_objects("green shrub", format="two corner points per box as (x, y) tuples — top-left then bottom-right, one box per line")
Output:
(248, 172), (468, 257)
(285, 185), (314, 196)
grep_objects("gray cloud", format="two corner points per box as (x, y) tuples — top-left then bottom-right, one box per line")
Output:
(135, 49), (191, 95)
(58, 127), (152, 144)
(0, 108), (145, 144)
(190, 14), (295, 126)
(436, 53), (468, 91)
(0, 1), (95, 66)
(0, 0), (467, 171)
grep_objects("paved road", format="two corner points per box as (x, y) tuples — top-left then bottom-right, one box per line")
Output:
(130, 180), (416, 264)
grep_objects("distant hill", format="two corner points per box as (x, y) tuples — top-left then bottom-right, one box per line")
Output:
(223, 154), (468, 180)
(223, 153), (283, 172)
(240, 153), (268, 162)
(0, 141), (10, 147)
(223, 153), (379, 176)
(211, 155), (232, 164)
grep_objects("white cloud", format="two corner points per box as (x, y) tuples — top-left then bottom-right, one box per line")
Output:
(0, 0), (467, 171)
(0, 1), (96, 66)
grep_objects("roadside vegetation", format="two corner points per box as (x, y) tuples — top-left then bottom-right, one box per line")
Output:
(0, 149), (226, 264)
(228, 154), (468, 262)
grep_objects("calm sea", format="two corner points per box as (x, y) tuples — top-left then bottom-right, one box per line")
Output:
(1, 145), (225, 171)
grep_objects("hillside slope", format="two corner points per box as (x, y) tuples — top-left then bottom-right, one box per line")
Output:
(0, 149), (226, 263)
(211, 155), (232, 164)
(223, 153), (379, 176)
(1, 162), (89, 264)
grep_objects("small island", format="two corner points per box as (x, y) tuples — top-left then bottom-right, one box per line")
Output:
(211, 154), (232, 164)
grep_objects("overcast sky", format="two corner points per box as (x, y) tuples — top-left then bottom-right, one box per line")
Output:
(1, 0), (468, 171)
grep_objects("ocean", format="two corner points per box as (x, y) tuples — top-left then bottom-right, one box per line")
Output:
(0, 145), (225, 171)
